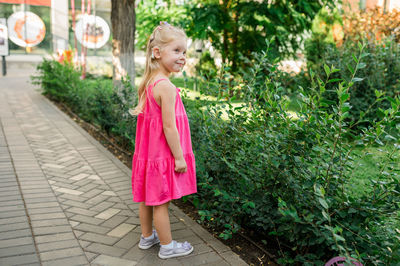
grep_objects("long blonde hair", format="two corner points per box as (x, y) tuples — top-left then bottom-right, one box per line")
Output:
(130, 23), (187, 115)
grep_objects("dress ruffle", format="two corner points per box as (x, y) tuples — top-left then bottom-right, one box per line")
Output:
(132, 153), (197, 206)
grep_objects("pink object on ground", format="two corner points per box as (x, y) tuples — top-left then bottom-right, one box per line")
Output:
(132, 78), (197, 206)
(325, 256), (363, 266)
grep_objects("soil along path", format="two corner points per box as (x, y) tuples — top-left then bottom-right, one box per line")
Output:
(0, 66), (247, 266)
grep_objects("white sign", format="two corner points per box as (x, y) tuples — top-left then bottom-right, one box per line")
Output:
(7, 11), (46, 48)
(75, 15), (110, 49)
(0, 18), (9, 56)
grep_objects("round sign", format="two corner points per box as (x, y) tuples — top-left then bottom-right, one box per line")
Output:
(75, 15), (110, 49)
(7, 11), (46, 47)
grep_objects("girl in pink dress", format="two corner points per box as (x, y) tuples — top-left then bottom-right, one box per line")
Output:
(130, 22), (197, 259)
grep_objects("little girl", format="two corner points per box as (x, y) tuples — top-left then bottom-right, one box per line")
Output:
(130, 22), (197, 259)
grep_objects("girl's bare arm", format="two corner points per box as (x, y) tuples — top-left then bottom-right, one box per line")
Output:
(156, 82), (187, 172)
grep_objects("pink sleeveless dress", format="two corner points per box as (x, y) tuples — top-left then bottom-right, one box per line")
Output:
(131, 79), (197, 206)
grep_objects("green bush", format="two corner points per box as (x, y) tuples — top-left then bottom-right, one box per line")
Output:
(185, 43), (400, 264)
(31, 60), (137, 150)
(32, 50), (400, 264)
(304, 38), (400, 130)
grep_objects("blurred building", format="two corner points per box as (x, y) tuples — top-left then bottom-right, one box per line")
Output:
(343, 0), (400, 12)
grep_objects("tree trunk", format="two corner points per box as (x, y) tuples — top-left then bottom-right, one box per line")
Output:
(231, 1), (239, 72)
(111, 0), (136, 88)
(221, 0), (229, 65)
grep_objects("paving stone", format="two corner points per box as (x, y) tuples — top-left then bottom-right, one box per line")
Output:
(49, 177), (76, 185)
(122, 245), (150, 262)
(89, 201), (115, 212)
(118, 210), (134, 217)
(219, 251), (249, 266)
(30, 212), (66, 221)
(74, 229), (85, 238)
(33, 225), (73, 236)
(35, 232), (76, 244)
(160, 258), (184, 266)
(114, 231), (141, 249)
(107, 223), (136, 238)
(178, 251), (223, 265)
(21, 188), (54, 195)
(0, 244), (36, 257)
(70, 214), (104, 225)
(73, 178), (93, 187)
(112, 203), (129, 210)
(0, 204), (25, 212)
(37, 239), (81, 252)
(1, 190), (19, 197)
(119, 194), (133, 201)
(0, 236), (33, 248)
(101, 215), (128, 228)
(31, 218), (70, 228)
(137, 253), (167, 266)
(58, 193), (87, 202)
(54, 187), (83, 196)
(95, 208), (121, 220)
(91, 254), (137, 266)
(66, 207), (98, 216)
(172, 228), (197, 240)
(0, 221), (29, 232)
(24, 197), (57, 204)
(205, 260), (231, 266)
(86, 194), (109, 205)
(0, 210), (26, 219)
(40, 247), (84, 261)
(87, 174), (100, 180)
(85, 251), (99, 262)
(28, 207), (64, 215)
(107, 196), (121, 203)
(69, 220), (80, 227)
(74, 223), (109, 234)
(25, 202), (60, 209)
(0, 253), (39, 265)
(123, 216), (141, 225)
(85, 243), (126, 257)
(0, 229), (32, 240)
(70, 173), (89, 181)
(79, 232), (119, 245)
(61, 199), (90, 209)
(101, 191), (116, 196)
(80, 188), (104, 199)
(50, 182), (78, 190)
(171, 221), (188, 231)
(41, 255), (88, 266)
(21, 193), (53, 201)
(0, 185), (18, 192)
(0, 194), (22, 202)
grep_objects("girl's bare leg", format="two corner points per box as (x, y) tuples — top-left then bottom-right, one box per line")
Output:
(153, 201), (172, 245)
(139, 202), (154, 237)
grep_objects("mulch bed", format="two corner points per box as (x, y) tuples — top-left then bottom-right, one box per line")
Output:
(50, 98), (279, 266)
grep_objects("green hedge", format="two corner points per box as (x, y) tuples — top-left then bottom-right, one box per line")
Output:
(32, 50), (400, 264)
(31, 61), (137, 150)
(304, 38), (400, 130)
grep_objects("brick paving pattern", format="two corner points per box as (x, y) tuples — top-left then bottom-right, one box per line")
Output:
(0, 67), (247, 265)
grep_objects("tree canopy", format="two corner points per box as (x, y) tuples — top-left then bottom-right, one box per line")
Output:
(185, 0), (336, 71)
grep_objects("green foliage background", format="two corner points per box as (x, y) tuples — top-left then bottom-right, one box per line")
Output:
(32, 46), (400, 263)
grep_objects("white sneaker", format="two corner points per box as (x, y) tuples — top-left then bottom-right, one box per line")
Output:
(158, 240), (194, 259)
(138, 230), (160, 249)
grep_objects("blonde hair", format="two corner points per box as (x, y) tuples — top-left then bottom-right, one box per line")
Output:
(130, 23), (187, 115)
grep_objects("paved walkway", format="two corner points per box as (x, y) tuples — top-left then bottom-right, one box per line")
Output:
(0, 67), (247, 266)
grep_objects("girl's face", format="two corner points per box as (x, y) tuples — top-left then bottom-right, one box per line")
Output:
(156, 38), (187, 74)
